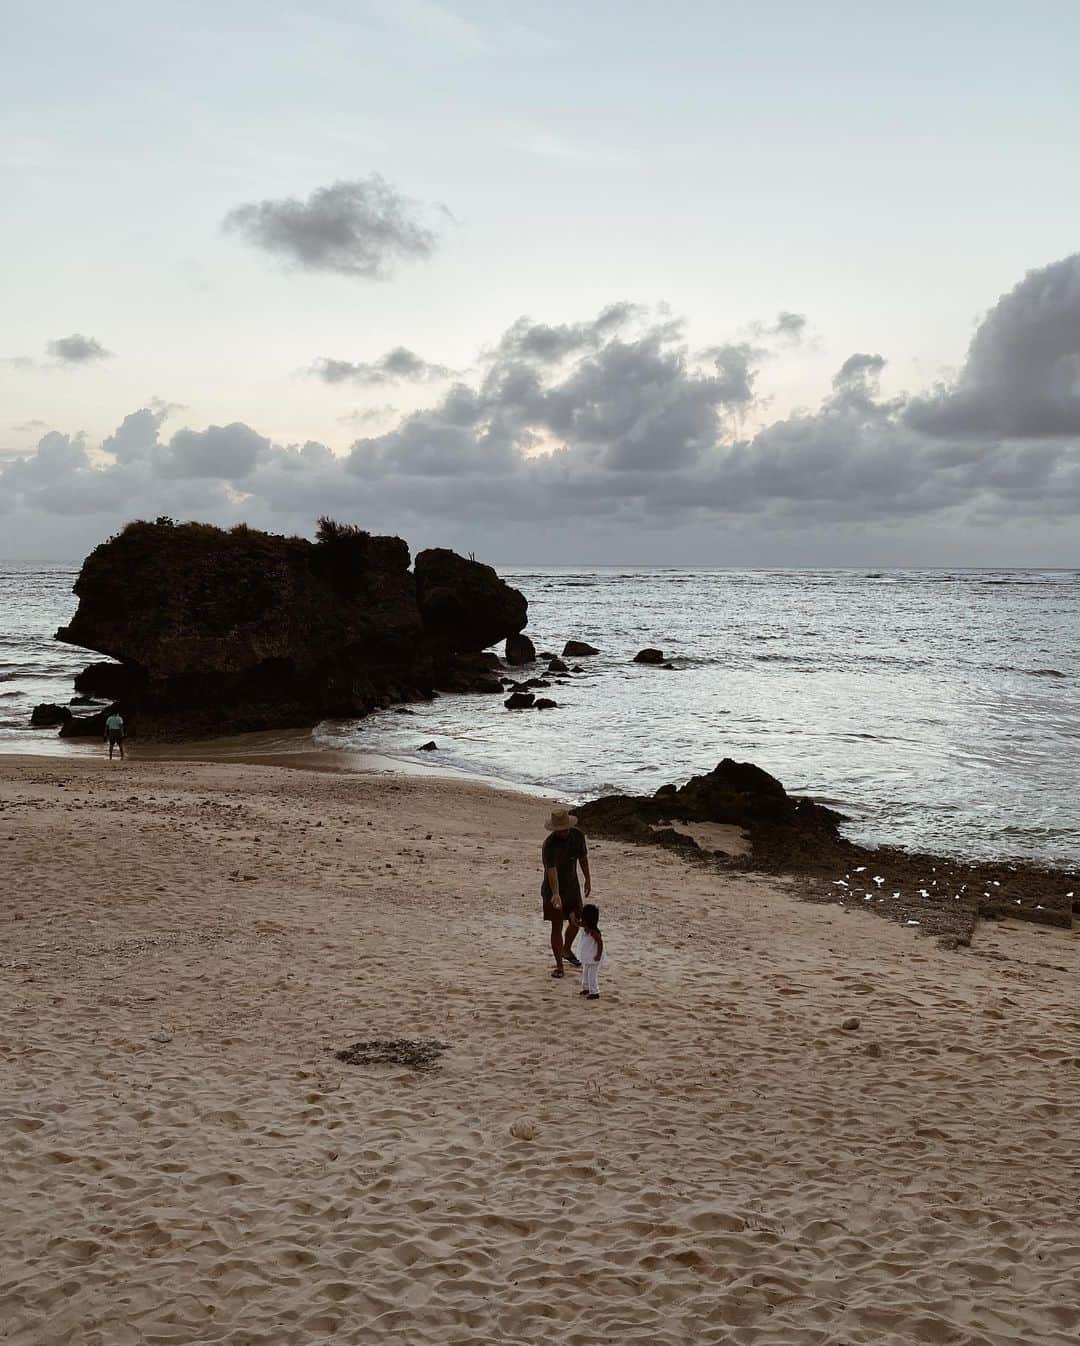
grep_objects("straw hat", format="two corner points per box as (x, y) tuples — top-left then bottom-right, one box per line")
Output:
(546, 806), (577, 831)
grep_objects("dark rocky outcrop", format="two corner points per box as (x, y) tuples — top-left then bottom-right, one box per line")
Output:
(433, 651), (504, 695)
(505, 691), (536, 709)
(56, 519), (529, 740)
(74, 661), (137, 700)
(577, 759), (843, 868)
(535, 698), (558, 710)
(547, 657), (569, 674)
(563, 640), (599, 657)
(30, 703), (72, 727)
(419, 741), (438, 751)
(505, 633), (536, 666)
(577, 759), (1078, 939)
(415, 548), (527, 655)
(60, 706), (117, 738)
(633, 648), (665, 664)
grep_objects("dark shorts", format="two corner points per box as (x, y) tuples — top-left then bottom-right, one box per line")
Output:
(108, 733), (123, 745)
(542, 890), (582, 923)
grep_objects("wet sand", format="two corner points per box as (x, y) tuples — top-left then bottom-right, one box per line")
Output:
(2, 753), (1079, 1345)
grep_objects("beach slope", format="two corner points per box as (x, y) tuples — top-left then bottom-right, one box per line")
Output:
(2, 756), (1078, 1345)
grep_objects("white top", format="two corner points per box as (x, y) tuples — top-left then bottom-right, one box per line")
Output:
(578, 930), (607, 966)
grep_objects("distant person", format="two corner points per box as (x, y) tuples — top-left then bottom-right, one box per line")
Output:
(577, 903), (605, 1000)
(105, 711), (125, 760)
(541, 806), (591, 978)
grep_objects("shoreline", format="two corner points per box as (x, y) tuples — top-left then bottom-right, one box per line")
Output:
(3, 751), (1079, 1344)
(5, 739), (1077, 940)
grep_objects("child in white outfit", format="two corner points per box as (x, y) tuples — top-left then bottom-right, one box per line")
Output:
(578, 903), (606, 1000)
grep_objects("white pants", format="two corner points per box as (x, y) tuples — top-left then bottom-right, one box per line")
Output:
(580, 961), (600, 995)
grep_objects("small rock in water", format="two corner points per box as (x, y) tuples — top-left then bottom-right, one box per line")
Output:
(840, 1017), (861, 1031)
(864, 1041), (883, 1058)
(633, 648), (665, 665)
(150, 1029), (173, 1044)
(509, 1117), (538, 1140)
(418, 741), (438, 751)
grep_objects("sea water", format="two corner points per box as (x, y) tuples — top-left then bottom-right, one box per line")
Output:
(2, 562), (1077, 865)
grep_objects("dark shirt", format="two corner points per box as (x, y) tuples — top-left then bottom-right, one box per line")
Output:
(540, 828), (588, 900)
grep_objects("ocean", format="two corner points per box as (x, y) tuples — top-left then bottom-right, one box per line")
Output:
(2, 561), (1077, 866)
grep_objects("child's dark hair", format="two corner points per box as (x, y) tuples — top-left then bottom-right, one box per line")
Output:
(581, 904), (602, 958)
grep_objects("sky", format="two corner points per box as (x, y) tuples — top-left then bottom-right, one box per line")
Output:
(2, 0), (1079, 564)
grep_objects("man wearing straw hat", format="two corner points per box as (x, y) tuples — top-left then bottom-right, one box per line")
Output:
(541, 805), (591, 978)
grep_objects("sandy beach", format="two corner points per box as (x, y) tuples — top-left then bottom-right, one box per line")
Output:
(3, 752), (1079, 1346)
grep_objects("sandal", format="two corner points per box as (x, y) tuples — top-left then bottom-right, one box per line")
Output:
(551, 967), (565, 978)
(563, 953), (582, 968)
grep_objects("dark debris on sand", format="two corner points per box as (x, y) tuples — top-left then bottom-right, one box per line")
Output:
(334, 1039), (449, 1071)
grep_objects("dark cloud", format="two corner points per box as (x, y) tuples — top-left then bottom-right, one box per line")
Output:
(101, 407), (169, 464)
(155, 423), (270, 480)
(312, 346), (453, 386)
(748, 311), (808, 344)
(223, 175), (440, 280)
(47, 334), (113, 364)
(493, 303), (643, 363)
(905, 253), (1080, 437)
(3, 258), (1079, 558)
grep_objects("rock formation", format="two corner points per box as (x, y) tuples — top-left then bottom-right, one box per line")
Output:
(505, 633), (536, 666)
(576, 759), (844, 866)
(30, 703), (72, 728)
(414, 549), (527, 655)
(633, 648), (665, 664)
(563, 640), (599, 656)
(55, 518), (528, 739)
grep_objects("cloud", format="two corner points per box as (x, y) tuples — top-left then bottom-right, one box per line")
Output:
(11, 419), (48, 432)
(493, 303), (643, 363)
(47, 333), (113, 364)
(748, 311), (808, 345)
(905, 253), (1080, 437)
(312, 346), (453, 386)
(223, 175), (441, 280)
(3, 257), (1079, 559)
(156, 423), (271, 480)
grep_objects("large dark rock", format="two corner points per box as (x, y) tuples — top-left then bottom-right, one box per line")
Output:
(56, 519), (530, 740)
(633, 648), (665, 665)
(60, 706), (117, 738)
(576, 759), (844, 863)
(434, 651), (504, 695)
(505, 691), (536, 709)
(415, 548), (527, 654)
(30, 703), (72, 727)
(73, 661), (137, 700)
(505, 633), (536, 666)
(563, 640), (599, 656)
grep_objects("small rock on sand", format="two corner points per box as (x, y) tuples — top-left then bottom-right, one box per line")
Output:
(510, 1117), (538, 1140)
(841, 1017), (861, 1031)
